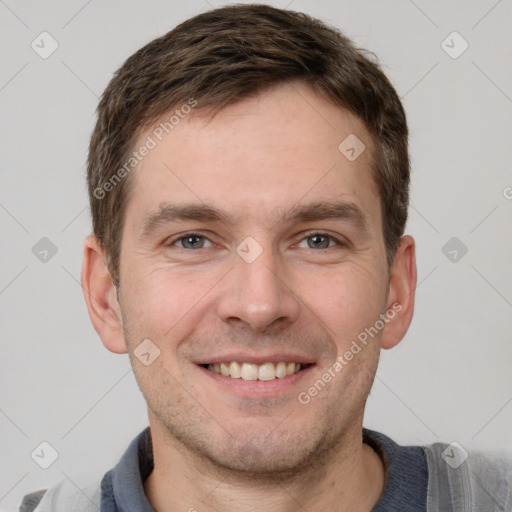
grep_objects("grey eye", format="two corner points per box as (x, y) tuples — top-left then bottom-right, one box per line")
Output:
(177, 234), (212, 249)
(298, 234), (337, 249)
(309, 235), (330, 249)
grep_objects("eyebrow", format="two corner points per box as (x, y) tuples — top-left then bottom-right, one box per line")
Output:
(138, 199), (369, 239)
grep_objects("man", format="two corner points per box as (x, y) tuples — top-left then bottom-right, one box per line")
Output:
(21, 4), (512, 511)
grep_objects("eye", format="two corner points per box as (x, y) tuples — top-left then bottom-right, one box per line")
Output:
(297, 232), (343, 250)
(166, 232), (344, 251)
(170, 233), (213, 250)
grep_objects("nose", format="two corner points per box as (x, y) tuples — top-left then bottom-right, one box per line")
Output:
(216, 244), (301, 333)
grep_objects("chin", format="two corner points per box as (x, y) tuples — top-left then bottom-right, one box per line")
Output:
(182, 425), (332, 480)
(206, 447), (310, 478)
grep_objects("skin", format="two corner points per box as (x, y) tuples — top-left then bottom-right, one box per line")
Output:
(82, 80), (416, 511)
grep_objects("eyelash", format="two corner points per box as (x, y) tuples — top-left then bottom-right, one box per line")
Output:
(166, 232), (346, 250)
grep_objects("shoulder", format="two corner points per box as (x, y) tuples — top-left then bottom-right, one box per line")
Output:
(19, 490), (46, 512)
(423, 441), (512, 511)
(19, 477), (103, 512)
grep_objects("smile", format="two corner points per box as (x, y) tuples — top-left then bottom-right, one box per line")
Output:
(201, 361), (313, 381)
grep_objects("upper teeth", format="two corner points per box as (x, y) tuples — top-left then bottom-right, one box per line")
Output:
(207, 361), (302, 381)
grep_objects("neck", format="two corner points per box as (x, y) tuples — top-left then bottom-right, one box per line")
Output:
(144, 418), (385, 512)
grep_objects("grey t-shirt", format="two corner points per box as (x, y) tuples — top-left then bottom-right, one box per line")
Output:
(98, 426), (428, 511)
(364, 428), (428, 510)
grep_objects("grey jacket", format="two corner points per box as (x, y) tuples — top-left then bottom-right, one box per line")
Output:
(20, 427), (512, 511)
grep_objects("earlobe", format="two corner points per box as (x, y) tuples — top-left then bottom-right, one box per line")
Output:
(381, 235), (417, 350)
(81, 235), (127, 354)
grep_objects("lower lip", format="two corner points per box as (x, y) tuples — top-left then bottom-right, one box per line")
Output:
(196, 365), (315, 399)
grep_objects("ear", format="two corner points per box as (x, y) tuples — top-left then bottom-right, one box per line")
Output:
(381, 235), (417, 350)
(81, 235), (127, 354)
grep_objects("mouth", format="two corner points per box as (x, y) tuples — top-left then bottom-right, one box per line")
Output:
(199, 361), (314, 382)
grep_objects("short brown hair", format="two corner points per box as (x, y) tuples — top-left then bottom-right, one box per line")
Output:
(87, 3), (409, 288)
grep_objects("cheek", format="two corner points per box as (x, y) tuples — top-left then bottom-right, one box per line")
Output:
(304, 263), (387, 344)
(121, 262), (221, 343)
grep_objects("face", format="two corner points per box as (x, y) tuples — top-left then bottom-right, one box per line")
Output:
(115, 81), (394, 475)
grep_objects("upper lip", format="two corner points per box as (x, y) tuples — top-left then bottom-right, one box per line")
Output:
(195, 352), (315, 365)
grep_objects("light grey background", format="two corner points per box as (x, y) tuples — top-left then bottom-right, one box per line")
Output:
(1, 0), (511, 509)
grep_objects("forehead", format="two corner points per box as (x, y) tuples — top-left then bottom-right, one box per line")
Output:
(124, 81), (380, 232)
